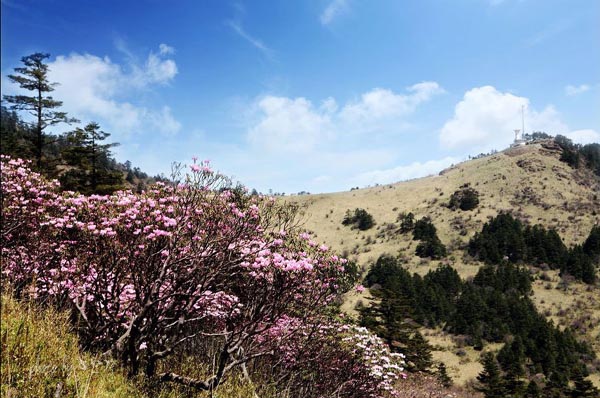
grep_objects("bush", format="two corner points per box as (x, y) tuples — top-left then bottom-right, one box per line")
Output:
(342, 208), (375, 230)
(415, 237), (447, 259)
(398, 212), (415, 233)
(448, 186), (479, 211)
(412, 217), (447, 259)
(413, 217), (437, 241)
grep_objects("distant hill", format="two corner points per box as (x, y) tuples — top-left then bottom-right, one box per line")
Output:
(289, 140), (600, 387)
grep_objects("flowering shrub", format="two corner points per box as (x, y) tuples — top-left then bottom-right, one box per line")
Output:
(257, 319), (406, 397)
(1, 156), (405, 396)
(1, 156), (63, 293)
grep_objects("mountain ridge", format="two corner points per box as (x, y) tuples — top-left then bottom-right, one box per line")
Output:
(289, 140), (600, 387)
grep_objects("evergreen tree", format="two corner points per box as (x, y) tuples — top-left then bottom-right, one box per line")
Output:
(436, 362), (452, 388)
(469, 213), (526, 264)
(449, 284), (485, 336)
(0, 105), (35, 159)
(413, 217), (437, 241)
(405, 330), (433, 372)
(569, 365), (599, 397)
(342, 208), (375, 230)
(476, 352), (507, 398)
(413, 217), (447, 259)
(524, 380), (542, 398)
(60, 122), (123, 194)
(498, 337), (526, 396)
(583, 226), (600, 261)
(580, 143), (600, 176)
(3, 53), (77, 170)
(555, 135), (581, 168)
(415, 236), (447, 259)
(448, 186), (480, 211)
(563, 246), (596, 284)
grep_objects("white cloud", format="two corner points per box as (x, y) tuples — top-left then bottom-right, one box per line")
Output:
(227, 20), (274, 59)
(43, 54), (143, 134)
(159, 43), (175, 55)
(247, 82), (443, 153)
(312, 175), (332, 184)
(339, 82), (445, 128)
(143, 52), (178, 84)
(440, 86), (569, 153)
(233, 83), (445, 192)
(247, 96), (334, 153)
(565, 84), (590, 96)
(353, 156), (460, 187)
(565, 129), (600, 145)
(320, 97), (338, 114)
(0, 45), (182, 138)
(524, 20), (572, 48)
(148, 106), (182, 135)
(320, 0), (348, 25)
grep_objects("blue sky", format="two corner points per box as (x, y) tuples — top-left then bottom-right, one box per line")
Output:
(2, 0), (599, 193)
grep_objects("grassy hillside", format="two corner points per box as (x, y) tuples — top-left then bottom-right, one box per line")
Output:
(288, 141), (600, 386)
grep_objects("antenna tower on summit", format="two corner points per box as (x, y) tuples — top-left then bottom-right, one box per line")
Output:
(510, 106), (527, 148)
(521, 105), (525, 139)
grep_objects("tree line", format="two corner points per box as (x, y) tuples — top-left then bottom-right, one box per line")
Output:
(553, 135), (600, 176)
(469, 213), (599, 284)
(360, 254), (598, 397)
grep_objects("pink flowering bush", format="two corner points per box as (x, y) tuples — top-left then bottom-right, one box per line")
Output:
(1, 156), (63, 293)
(1, 156), (405, 396)
(256, 318), (406, 397)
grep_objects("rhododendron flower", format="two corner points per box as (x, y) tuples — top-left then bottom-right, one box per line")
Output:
(0, 155), (402, 397)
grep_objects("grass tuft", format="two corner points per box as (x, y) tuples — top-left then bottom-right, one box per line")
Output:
(1, 292), (140, 398)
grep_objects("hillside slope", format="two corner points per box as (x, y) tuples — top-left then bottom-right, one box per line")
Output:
(289, 141), (600, 386)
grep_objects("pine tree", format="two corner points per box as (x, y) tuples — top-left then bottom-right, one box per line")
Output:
(405, 330), (433, 372)
(569, 365), (599, 397)
(436, 362), (452, 387)
(3, 53), (77, 170)
(476, 352), (507, 398)
(498, 337), (526, 396)
(0, 105), (34, 159)
(583, 226), (600, 261)
(60, 122), (123, 194)
(399, 212), (415, 233)
(524, 380), (541, 398)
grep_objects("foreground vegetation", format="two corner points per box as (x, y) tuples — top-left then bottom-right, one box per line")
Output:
(1, 156), (410, 397)
(1, 292), (139, 398)
(3, 291), (485, 398)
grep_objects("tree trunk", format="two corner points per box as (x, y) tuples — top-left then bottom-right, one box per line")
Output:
(36, 88), (43, 169)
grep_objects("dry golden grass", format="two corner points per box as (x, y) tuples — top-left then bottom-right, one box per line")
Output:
(0, 292), (261, 398)
(1, 292), (140, 398)
(287, 142), (600, 386)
